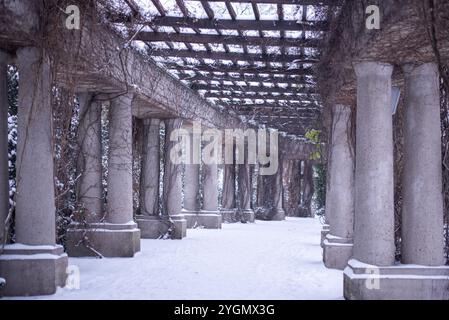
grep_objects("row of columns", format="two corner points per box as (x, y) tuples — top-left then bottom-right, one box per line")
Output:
(323, 61), (449, 299)
(0, 45), (304, 297)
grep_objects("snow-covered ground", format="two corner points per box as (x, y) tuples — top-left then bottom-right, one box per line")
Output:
(12, 217), (343, 300)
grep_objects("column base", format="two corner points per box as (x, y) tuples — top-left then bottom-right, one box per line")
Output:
(136, 215), (172, 239)
(66, 222), (141, 257)
(271, 208), (285, 221)
(184, 211), (222, 229)
(323, 234), (353, 270)
(241, 209), (255, 223)
(255, 207), (285, 221)
(169, 215), (187, 239)
(344, 259), (449, 300)
(0, 244), (68, 297)
(221, 209), (238, 223)
(320, 224), (330, 247)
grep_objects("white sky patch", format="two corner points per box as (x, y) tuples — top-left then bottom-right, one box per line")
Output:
(200, 28), (219, 35)
(306, 31), (324, 39)
(242, 30), (260, 37)
(184, 1), (209, 18)
(247, 46), (262, 54)
(133, 0), (159, 16)
(220, 29), (239, 36)
(160, 0), (184, 17)
(156, 26), (176, 33)
(258, 4), (278, 21)
(262, 30), (280, 38)
(266, 46), (281, 54)
(209, 43), (226, 52)
(208, 2), (231, 19)
(172, 42), (188, 50)
(232, 3), (254, 20)
(283, 5), (302, 21)
(228, 45), (244, 53)
(285, 30), (302, 39)
(220, 60), (234, 66)
(190, 43), (207, 51)
(307, 6), (327, 21)
(150, 41), (170, 49)
(179, 27), (196, 34)
(237, 61), (250, 66)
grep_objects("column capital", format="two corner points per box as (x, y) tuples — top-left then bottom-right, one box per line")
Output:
(353, 61), (393, 78)
(402, 62), (438, 77)
(332, 104), (352, 114)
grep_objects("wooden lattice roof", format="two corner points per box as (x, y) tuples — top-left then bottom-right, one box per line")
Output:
(106, 0), (341, 136)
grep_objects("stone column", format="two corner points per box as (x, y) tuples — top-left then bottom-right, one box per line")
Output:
(221, 162), (236, 222)
(323, 104), (355, 270)
(163, 118), (187, 238)
(299, 160), (314, 217)
(75, 93), (103, 222)
(272, 162), (285, 221)
(200, 161), (222, 228)
(0, 51), (8, 245)
(401, 63), (445, 266)
(352, 62), (395, 266)
(345, 61), (449, 300)
(107, 94), (134, 224)
(238, 153), (255, 223)
(256, 164), (284, 221)
(0, 47), (67, 296)
(68, 93), (140, 257)
(182, 128), (202, 227)
(136, 118), (165, 238)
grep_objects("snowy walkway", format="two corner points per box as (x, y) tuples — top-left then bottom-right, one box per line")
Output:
(15, 217), (343, 300)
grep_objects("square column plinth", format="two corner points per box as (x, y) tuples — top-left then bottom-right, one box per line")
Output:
(0, 244), (68, 296)
(344, 259), (449, 300)
(183, 211), (222, 229)
(241, 209), (255, 223)
(323, 234), (353, 270)
(66, 222), (140, 257)
(320, 224), (330, 247)
(137, 215), (186, 239)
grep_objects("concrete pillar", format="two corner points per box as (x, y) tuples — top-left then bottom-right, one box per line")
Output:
(342, 62), (449, 300)
(139, 118), (160, 216)
(352, 61), (395, 266)
(238, 159), (255, 223)
(107, 93), (134, 224)
(256, 163), (284, 221)
(221, 162), (237, 222)
(67, 93), (140, 257)
(299, 160), (314, 217)
(0, 47), (67, 296)
(163, 119), (187, 238)
(272, 162), (285, 221)
(75, 93), (103, 222)
(401, 63), (445, 266)
(0, 51), (8, 245)
(200, 160), (222, 228)
(323, 104), (355, 270)
(136, 118), (166, 238)
(182, 128), (202, 228)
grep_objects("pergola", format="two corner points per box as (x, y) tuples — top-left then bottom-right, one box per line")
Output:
(105, 0), (340, 136)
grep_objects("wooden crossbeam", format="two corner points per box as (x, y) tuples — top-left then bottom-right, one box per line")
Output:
(150, 48), (317, 63)
(222, 102), (320, 109)
(164, 63), (314, 75)
(192, 83), (317, 94)
(204, 92), (315, 101)
(145, 16), (329, 32)
(136, 32), (320, 48)
(177, 72), (314, 83)
(186, 0), (338, 4)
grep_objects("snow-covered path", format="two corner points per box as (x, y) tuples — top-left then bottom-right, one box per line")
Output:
(15, 217), (343, 300)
